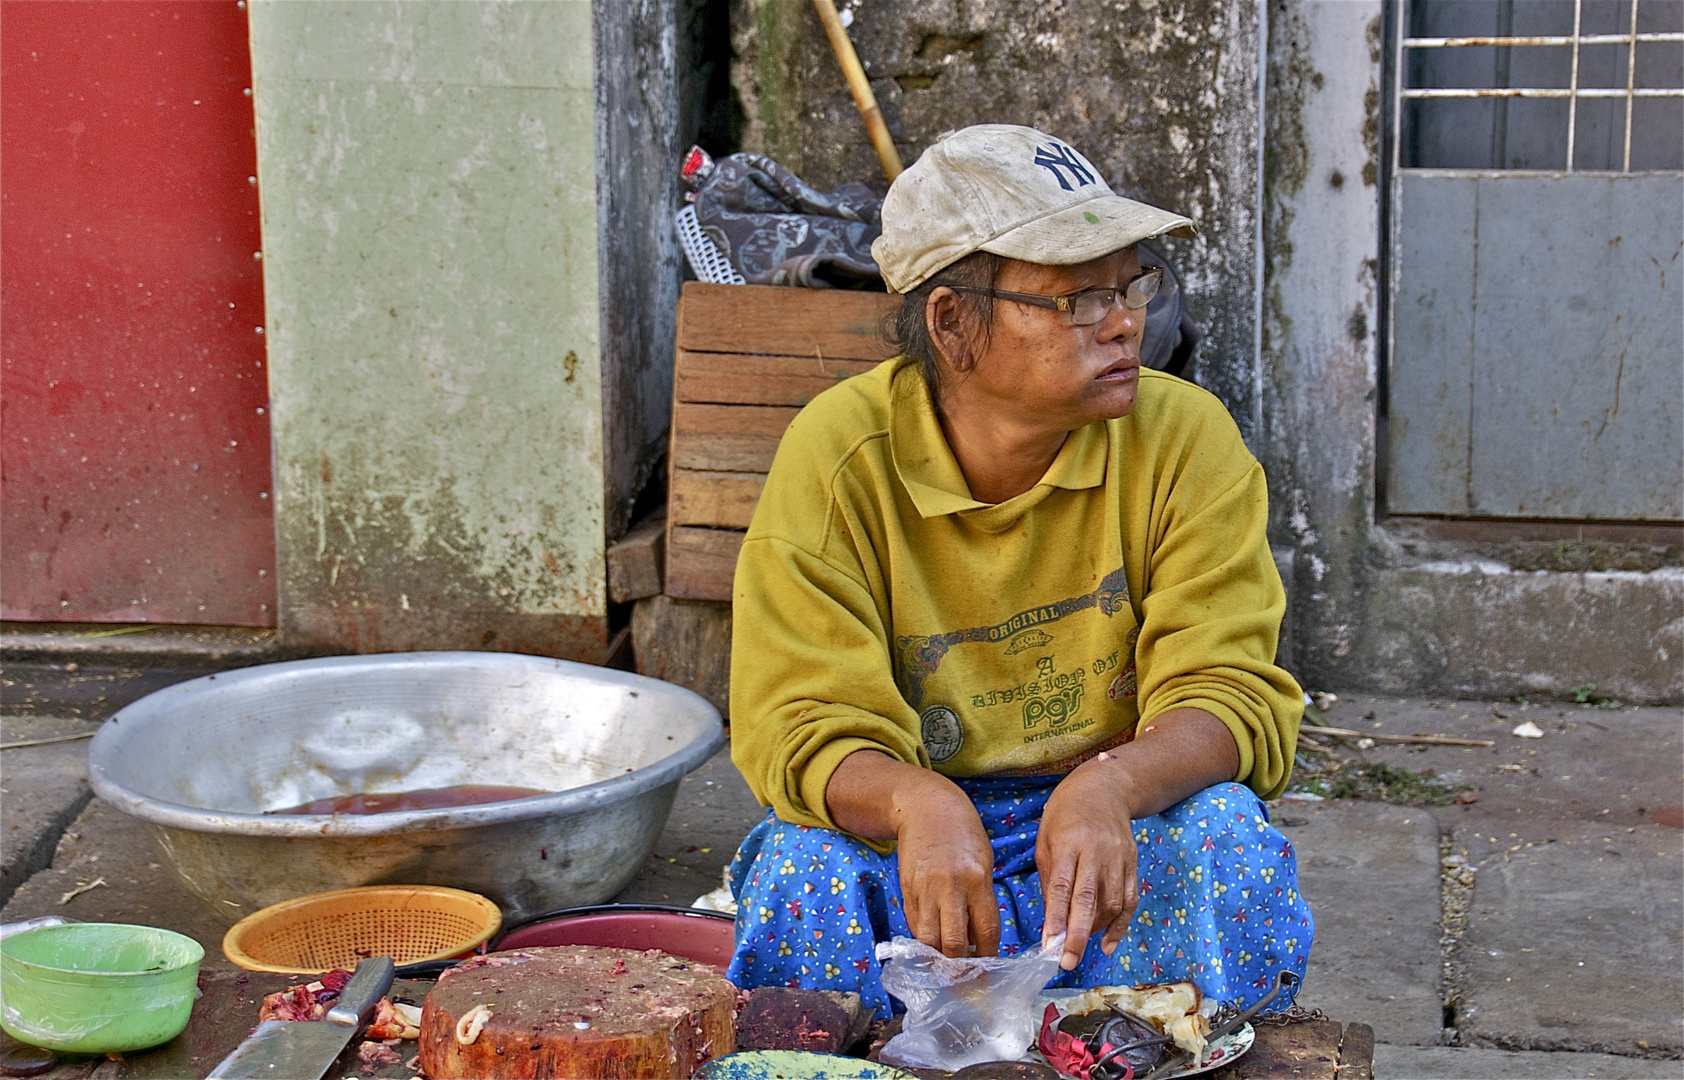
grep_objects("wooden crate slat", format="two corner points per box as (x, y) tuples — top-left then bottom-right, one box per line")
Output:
(676, 281), (901, 361)
(671, 403), (799, 473)
(665, 526), (744, 602)
(673, 402), (802, 436)
(676, 350), (881, 407)
(670, 469), (767, 530)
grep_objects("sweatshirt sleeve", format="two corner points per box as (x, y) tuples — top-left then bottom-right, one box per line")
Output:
(1133, 418), (1302, 800)
(729, 509), (926, 843)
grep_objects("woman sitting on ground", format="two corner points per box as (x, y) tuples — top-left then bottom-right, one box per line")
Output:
(724, 124), (1313, 1017)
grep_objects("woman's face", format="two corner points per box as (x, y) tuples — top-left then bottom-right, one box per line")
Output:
(948, 248), (1148, 432)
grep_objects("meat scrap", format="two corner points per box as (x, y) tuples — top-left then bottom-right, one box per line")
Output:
(366, 999), (423, 1040)
(257, 973), (419, 1040)
(358, 1040), (404, 1075)
(258, 970), (354, 1022)
(359, 1040), (404, 1064)
(735, 987), (874, 1055)
(1054, 980), (1213, 1063)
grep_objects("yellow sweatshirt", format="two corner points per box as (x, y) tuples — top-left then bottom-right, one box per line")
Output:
(729, 357), (1301, 835)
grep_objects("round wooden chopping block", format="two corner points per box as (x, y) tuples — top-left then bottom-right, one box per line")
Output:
(418, 944), (738, 1079)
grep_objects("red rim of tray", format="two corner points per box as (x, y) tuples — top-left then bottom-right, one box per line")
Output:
(491, 904), (736, 972)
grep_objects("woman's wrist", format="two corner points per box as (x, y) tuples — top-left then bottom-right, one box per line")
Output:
(1070, 749), (1144, 814)
(827, 749), (967, 841)
(885, 762), (969, 836)
(1070, 708), (1240, 819)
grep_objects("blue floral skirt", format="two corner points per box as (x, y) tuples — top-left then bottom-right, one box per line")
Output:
(727, 777), (1313, 1018)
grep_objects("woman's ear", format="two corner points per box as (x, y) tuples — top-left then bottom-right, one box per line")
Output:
(926, 288), (975, 374)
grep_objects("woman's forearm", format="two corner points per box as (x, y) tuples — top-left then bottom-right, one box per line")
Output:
(824, 749), (969, 840)
(829, 711), (1238, 838)
(1092, 707), (1241, 817)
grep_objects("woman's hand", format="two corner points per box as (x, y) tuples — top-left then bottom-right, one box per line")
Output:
(826, 750), (1001, 958)
(1037, 708), (1243, 970)
(893, 773), (1001, 959)
(1036, 757), (1140, 970)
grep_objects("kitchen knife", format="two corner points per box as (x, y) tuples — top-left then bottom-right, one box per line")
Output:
(206, 956), (395, 1080)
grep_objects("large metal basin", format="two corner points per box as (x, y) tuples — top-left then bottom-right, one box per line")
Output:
(88, 652), (724, 925)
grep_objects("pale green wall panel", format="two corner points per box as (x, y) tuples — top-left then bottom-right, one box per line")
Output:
(252, 1), (593, 91)
(252, 0), (606, 655)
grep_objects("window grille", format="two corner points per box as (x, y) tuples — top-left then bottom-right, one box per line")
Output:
(1399, 0), (1683, 172)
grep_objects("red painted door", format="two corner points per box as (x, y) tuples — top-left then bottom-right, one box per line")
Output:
(2, 0), (274, 626)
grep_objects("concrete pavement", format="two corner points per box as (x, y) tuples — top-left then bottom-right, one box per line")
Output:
(0, 715), (97, 907)
(1319, 692), (1684, 1070)
(1289, 799), (1445, 1046)
(2, 690), (1679, 1078)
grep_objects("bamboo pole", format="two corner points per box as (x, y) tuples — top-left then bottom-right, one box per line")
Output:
(811, 0), (903, 182)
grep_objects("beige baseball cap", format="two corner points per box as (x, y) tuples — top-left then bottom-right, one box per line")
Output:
(871, 124), (1196, 294)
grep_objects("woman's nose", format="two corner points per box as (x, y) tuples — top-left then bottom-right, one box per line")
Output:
(1095, 295), (1140, 341)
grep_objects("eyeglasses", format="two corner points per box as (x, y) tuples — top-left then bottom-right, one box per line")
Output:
(949, 268), (1162, 326)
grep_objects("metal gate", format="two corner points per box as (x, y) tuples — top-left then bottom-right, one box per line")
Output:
(0, 1), (275, 624)
(1386, 0), (1683, 521)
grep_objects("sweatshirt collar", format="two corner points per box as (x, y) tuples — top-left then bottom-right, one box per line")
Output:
(888, 360), (1109, 527)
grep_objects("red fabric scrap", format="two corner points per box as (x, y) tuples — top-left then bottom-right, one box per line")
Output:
(1038, 1003), (1098, 1079)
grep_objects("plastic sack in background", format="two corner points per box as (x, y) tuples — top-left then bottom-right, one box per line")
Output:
(875, 932), (1066, 1071)
(682, 146), (884, 289)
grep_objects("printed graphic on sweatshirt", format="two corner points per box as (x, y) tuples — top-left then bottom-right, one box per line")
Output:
(1003, 628), (1053, 656)
(919, 704), (965, 763)
(964, 625), (1141, 748)
(893, 566), (1131, 706)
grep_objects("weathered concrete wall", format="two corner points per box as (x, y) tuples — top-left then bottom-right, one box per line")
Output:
(730, 0), (1268, 442)
(252, 1), (607, 657)
(1263, 0), (1681, 703)
(1260, 0), (1382, 676)
(1355, 564), (1684, 703)
(598, 0), (712, 539)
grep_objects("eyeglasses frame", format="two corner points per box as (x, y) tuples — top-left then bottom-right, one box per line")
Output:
(946, 267), (1163, 326)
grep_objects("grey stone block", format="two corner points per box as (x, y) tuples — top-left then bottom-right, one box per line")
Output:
(614, 745), (762, 907)
(1334, 562), (1684, 704)
(0, 796), (236, 968)
(1374, 1044), (1680, 1079)
(1285, 799), (1446, 1046)
(1457, 820), (1684, 1056)
(0, 716), (97, 907)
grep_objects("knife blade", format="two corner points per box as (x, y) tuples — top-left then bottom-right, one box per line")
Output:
(206, 956), (395, 1080)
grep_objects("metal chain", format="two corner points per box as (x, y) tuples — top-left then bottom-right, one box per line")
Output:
(1209, 1001), (1333, 1029)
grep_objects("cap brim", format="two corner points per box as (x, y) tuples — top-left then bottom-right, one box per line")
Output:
(979, 194), (1195, 266)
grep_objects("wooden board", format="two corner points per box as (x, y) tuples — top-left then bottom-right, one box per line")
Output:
(631, 594), (733, 717)
(671, 470), (767, 530)
(666, 527), (746, 602)
(671, 403), (800, 474)
(9, 968), (1369, 1080)
(676, 350), (880, 407)
(663, 284), (897, 613)
(1208, 1020), (1375, 1080)
(606, 512), (665, 603)
(676, 282), (901, 360)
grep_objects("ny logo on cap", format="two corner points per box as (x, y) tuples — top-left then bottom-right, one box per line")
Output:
(1032, 143), (1095, 191)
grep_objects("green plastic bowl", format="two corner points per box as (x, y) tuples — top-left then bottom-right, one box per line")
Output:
(0, 923), (204, 1053)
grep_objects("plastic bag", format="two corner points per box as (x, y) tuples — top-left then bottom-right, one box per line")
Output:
(875, 932), (1066, 1071)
